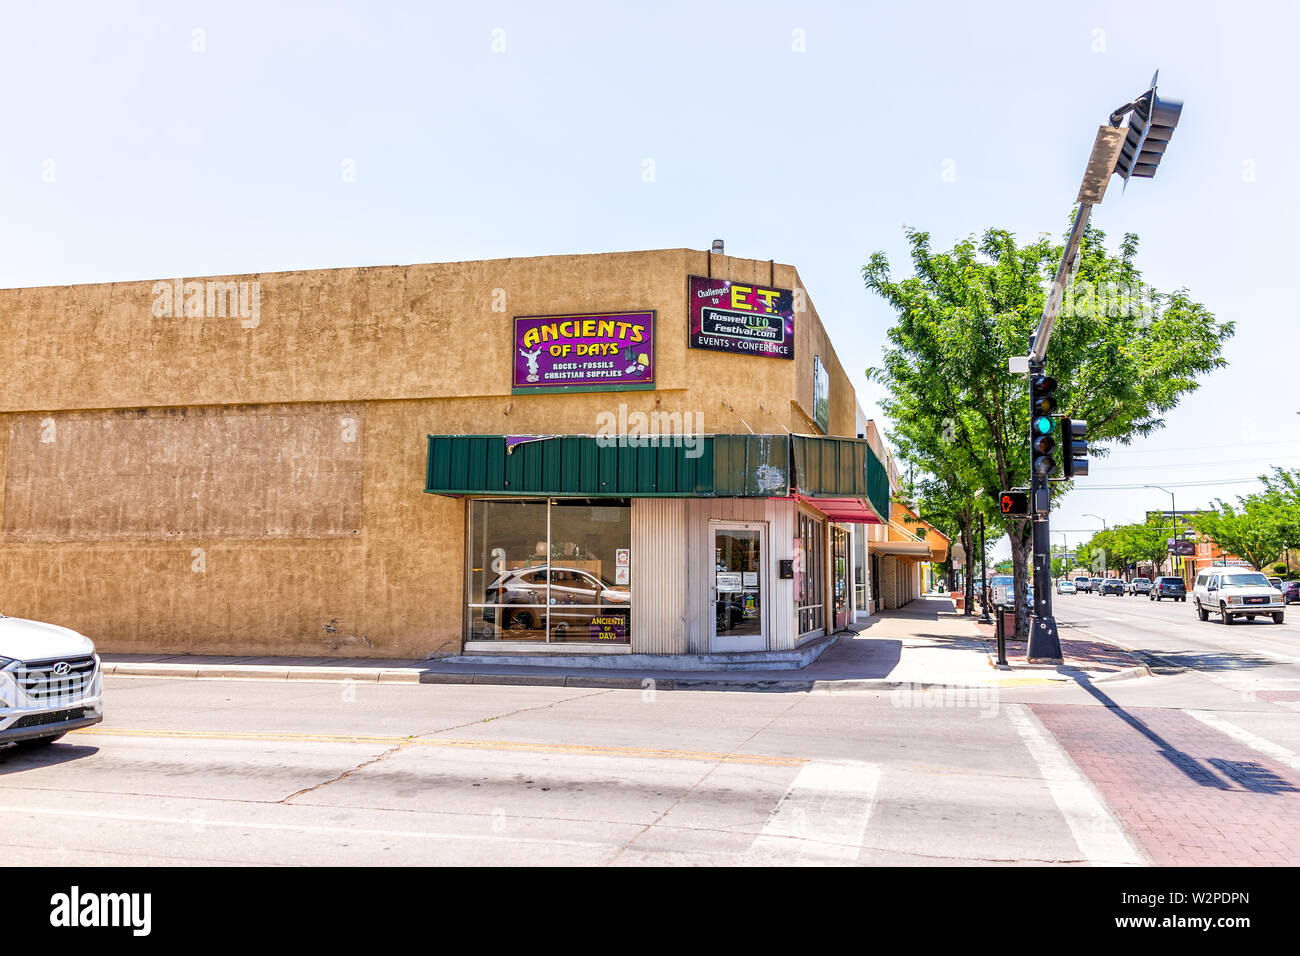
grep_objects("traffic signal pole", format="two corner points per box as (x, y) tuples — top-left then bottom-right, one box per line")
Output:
(1027, 361), (1064, 663)
(1020, 74), (1182, 663)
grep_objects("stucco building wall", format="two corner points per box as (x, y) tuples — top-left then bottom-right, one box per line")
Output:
(1, 249), (864, 657)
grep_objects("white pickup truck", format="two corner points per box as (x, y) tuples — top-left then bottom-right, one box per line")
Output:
(0, 613), (104, 747)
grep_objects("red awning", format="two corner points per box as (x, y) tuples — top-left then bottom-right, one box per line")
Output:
(791, 493), (884, 524)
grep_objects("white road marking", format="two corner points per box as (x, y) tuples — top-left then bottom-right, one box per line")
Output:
(1005, 703), (1145, 867)
(745, 760), (880, 865)
(1250, 648), (1295, 663)
(0, 804), (610, 850)
(1185, 711), (1300, 773)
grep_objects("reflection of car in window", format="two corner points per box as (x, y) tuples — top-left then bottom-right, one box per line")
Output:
(715, 599), (744, 631)
(483, 566), (630, 635)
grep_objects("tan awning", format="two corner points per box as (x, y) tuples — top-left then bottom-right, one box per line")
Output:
(869, 540), (933, 558)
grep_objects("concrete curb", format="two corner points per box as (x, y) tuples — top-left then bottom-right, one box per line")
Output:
(107, 662), (1126, 693)
(108, 663), (423, 683)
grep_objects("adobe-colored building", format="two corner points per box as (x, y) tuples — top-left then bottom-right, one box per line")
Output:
(1, 247), (938, 663)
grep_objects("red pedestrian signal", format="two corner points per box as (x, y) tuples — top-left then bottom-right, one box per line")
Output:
(999, 491), (1029, 516)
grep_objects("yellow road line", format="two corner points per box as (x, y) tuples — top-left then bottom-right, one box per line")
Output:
(69, 727), (806, 767)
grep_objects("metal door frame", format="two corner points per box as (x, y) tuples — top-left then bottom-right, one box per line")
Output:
(709, 520), (768, 653)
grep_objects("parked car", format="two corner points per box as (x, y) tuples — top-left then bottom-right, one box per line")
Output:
(1073, 575), (1092, 593)
(1, 613), (104, 748)
(1056, 579), (1076, 595)
(1089, 577), (1104, 594)
(1098, 578), (1126, 596)
(1149, 576), (1187, 601)
(1192, 568), (1285, 625)
(1128, 577), (1152, 596)
(1268, 577), (1283, 593)
(1281, 580), (1300, 605)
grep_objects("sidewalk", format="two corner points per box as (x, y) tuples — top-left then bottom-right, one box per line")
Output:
(965, 599), (1155, 676)
(101, 596), (1151, 691)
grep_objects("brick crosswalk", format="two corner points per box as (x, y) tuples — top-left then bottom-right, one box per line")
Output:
(1032, 703), (1300, 865)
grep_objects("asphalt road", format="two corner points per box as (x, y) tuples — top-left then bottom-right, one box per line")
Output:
(0, 674), (1141, 866)
(1052, 588), (1300, 704)
(2, 652), (1299, 866)
(5, 593), (1300, 866)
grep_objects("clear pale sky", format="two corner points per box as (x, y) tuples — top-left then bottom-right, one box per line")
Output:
(2, 2), (1295, 559)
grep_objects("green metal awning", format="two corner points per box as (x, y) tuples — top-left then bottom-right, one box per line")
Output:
(790, 435), (892, 521)
(425, 433), (889, 523)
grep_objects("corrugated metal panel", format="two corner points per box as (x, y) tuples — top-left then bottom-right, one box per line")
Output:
(711, 435), (790, 497)
(630, 498), (687, 654)
(428, 434), (883, 513)
(865, 446), (890, 523)
(765, 497), (797, 652)
(426, 435), (715, 497)
(684, 499), (711, 654)
(791, 435), (891, 523)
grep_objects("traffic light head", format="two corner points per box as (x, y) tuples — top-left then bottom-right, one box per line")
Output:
(1062, 417), (1090, 478)
(1115, 73), (1183, 183)
(1030, 375), (1059, 478)
(1031, 374), (1057, 416)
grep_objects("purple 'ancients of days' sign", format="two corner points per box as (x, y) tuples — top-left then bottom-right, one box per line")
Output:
(688, 276), (794, 359)
(513, 311), (655, 393)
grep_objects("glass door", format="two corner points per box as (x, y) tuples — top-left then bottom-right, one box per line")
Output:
(711, 523), (766, 652)
(832, 525), (849, 630)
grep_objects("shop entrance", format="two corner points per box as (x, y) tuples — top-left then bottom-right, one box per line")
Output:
(711, 522), (766, 652)
(832, 525), (849, 630)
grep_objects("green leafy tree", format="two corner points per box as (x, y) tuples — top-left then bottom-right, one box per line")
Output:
(865, 223), (1233, 636)
(893, 417), (997, 614)
(1110, 514), (1191, 578)
(1073, 537), (1102, 574)
(1257, 468), (1300, 553)
(1192, 496), (1288, 571)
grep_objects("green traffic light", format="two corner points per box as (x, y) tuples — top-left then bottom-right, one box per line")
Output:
(1034, 416), (1053, 435)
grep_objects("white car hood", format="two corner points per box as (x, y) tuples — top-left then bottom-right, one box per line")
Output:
(0, 615), (96, 663)
(1220, 586), (1282, 599)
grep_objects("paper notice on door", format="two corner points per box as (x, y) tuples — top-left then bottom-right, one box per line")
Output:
(716, 571), (742, 592)
(742, 571), (758, 587)
(615, 566), (630, 585)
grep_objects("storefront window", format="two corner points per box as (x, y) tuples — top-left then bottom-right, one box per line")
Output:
(853, 527), (867, 612)
(796, 511), (825, 634)
(466, 499), (632, 644)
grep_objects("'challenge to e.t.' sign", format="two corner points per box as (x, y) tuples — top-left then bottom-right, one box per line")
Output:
(688, 276), (794, 359)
